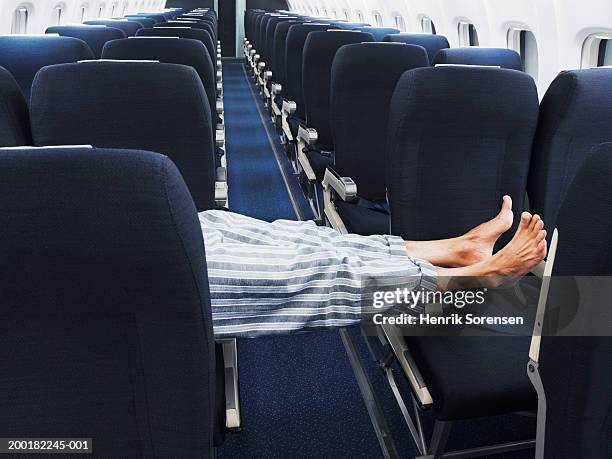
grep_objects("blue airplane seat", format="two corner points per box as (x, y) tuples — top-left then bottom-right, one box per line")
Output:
(384, 33), (450, 64)
(0, 66), (30, 146)
(0, 35), (94, 102)
(45, 25), (126, 59)
(0, 147), (217, 456)
(29, 61), (216, 211)
(528, 68), (612, 238)
(324, 43), (429, 235)
(432, 47), (524, 71)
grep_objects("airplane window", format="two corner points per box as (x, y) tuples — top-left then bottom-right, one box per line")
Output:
(356, 10), (364, 22)
(80, 5), (87, 22)
(458, 21), (479, 46)
(11, 7), (29, 34)
(421, 16), (437, 34)
(394, 15), (406, 32)
(581, 34), (612, 68)
(331, 9), (337, 18)
(373, 12), (383, 27)
(508, 28), (539, 80)
(54, 5), (63, 25)
(98, 5), (104, 17)
(344, 9), (351, 20)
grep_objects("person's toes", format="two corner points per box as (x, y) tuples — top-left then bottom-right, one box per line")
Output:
(529, 214), (541, 230)
(501, 195), (512, 213)
(520, 212), (532, 228)
(534, 219), (544, 232)
(537, 239), (547, 258)
(536, 230), (547, 242)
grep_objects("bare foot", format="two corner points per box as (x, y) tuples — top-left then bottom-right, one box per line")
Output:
(484, 212), (547, 287)
(460, 195), (514, 265)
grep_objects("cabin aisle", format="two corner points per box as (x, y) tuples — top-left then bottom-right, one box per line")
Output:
(217, 61), (535, 458)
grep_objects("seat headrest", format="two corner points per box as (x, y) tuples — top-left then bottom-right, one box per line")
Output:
(383, 33), (449, 64)
(335, 22), (372, 30)
(84, 20), (143, 37)
(46, 25), (127, 58)
(358, 27), (400, 41)
(30, 61), (216, 211)
(123, 17), (157, 28)
(433, 47), (523, 71)
(0, 35), (94, 101)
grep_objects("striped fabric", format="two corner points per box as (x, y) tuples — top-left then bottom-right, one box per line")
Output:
(200, 210), (438, 338)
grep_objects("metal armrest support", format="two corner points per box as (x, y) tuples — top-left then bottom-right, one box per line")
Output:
(216, 99), (224, 116)
(218, 338), (241, 430)
(216, 166), (227, 183)
(216, 81), (223, 95)
(215, 180), (228, 206)
(296, 125), (318, 181)
(216, 126), (225, 149)
(281, 100), (297, 142)
(321, 168), (357, 233)
(527, 228), (559, 459)
(216, 69), (223, 82)
(271, 84), (283, 116)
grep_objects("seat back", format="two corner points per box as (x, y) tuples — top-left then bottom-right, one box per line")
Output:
(102, 37), (216, 139)
(272, 20), (306, 87)
(46, 25), (126, 58)
(303, 30), (374, 150)
(331, 43), (429, 200)
(539, 144), (612, 459)
(0, 147), (216, 457)
(126, 13), (167, 24)
(139, 27), (216, 70)
(528, 68), (612, 235)
(335, 22), (372, 30)
(384, 33), (449, 64)
(164, 20), (216, 42)
(387, 66), (539, 246)
(0, 66), (30, 146)
(359, 27), (400, 41)
(84, 19), (143, 36)
(30, 61), (216, 211)
(433, 47), (523, 71)
(0, 35), (94, 101)
(265, 16), (297, 72)
(286, 23), (337, 117)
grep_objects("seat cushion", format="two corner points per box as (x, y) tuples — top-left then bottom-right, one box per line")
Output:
(405, 335), (536, 420)
(335, 199), (390, 236)
(304, 147), (333, 182)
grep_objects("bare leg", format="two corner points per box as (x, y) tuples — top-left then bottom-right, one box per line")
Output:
(436, 212), (547, 292)
(404, 196), (514, 267)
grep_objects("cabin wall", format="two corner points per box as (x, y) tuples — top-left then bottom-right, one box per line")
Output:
(0, 0), (167, 35)
(286, 0), (612, 95)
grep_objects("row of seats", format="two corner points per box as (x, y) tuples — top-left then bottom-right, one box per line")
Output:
(0, 7), (229, 206)
(244, 9), (612, 458)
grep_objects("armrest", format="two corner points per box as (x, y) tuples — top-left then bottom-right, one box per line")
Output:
(216, 69), (223, 82)
(216, 81), (223, 94)
(217, 338), (241, 430)
(282, 100), (296, 116)
(216, 99), (224, 115)
(216, 126), (225, 149)
(321, 167), (357, 202)
(297, 126), (319, 182)
(216, 166), (227, 182)
(215, 180), (228, 206)
(271, 83), (282, 96)
(264, 70), (272, 83)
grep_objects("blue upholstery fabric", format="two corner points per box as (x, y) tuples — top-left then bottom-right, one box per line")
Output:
(84, 19), (143, 36)
(387, 66), (538, 422)
(303, 31), (374, 150)
(163, 21), (217, 42)
(0, 147), (216, 457)
(46, 25), (126, 59)
(332, 43), (429, 201)
(335, 22), (371, 30)
(0, 66), (30, 146)
(126, 13), (167, 24)
(0, 36), (94, 101)
(285, 23), (338, 118)
(334, 199), (391, 236)
(539, 145), (612, 459)
(388, 66), (538, 248)
(101, 37), (216, 139)
(265, 16), (297, 72)
(272, 20), (305, 87)
(384, 33), (449, 64)
(528, 69), (612, 235)
(30, 61), (216, 211)
(433, 47), (523, 71)
(359, 27), (400, 41)
(124, 17), (157, 28)
(138, 27), (216, 70)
